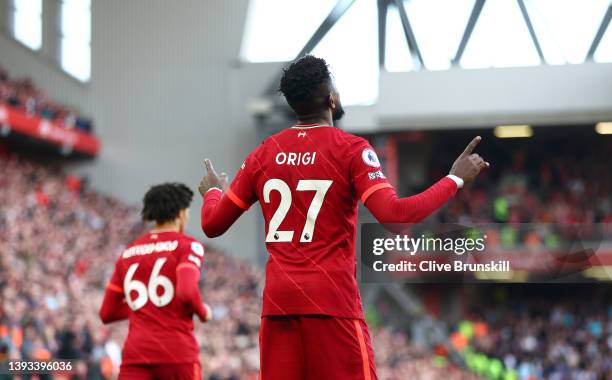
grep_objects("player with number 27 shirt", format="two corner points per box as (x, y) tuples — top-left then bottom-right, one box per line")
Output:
(199, 56), (488, 379)
(99, 183), (211, 380)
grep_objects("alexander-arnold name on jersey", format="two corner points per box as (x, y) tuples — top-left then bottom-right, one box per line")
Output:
(122, 240), (179, 259)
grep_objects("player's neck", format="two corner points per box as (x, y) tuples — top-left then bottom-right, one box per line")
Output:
(295, 113), (333, 127)
(150, 221), (181, 234)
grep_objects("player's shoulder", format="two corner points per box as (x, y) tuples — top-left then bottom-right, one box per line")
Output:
(260, 128), (293, 145)
(320, 128), (371, 159)
(240, 136), (268, 163)
(175, 233), (206, 269)
(332, 128), (369, 146)
(176, 233), (205, 256)
(120, 232), (153, 256)
(332, 131), (383, 170)
(249, 129), (293, 160)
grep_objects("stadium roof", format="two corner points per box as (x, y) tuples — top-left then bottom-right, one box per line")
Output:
(241, 0), (612, 105)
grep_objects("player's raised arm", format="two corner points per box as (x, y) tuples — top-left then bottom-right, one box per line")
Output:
(362, 136), (489, 224)
(200, 158), (256, 237)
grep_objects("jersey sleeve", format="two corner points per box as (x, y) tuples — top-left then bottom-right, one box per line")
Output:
(226, 152), (259, 211)
(348, 138), (394, 203)
(100, 256), (129, 323)
(177, 238), (206, 272)
(175, 237), (210, 322)
(107, 257), (124, 294)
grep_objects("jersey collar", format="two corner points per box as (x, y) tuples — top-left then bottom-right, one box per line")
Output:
(291, 123), (333, 129)
(149, 228), (179, 234)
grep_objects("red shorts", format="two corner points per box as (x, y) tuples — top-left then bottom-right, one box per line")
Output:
(259, 315), (378, 380)
(118, 362), (201, 380)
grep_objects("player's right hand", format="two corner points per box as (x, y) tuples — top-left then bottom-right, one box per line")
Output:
(199, 159), (228, 196)
(449, 136), (490, 183)
(201, 303), (213, 323)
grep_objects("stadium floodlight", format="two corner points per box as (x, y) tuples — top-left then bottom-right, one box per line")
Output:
(493, 125), (533, 138)
(595, 122), (612, 135)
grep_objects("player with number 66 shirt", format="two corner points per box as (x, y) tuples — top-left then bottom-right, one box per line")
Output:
(99, 183), (211, 380)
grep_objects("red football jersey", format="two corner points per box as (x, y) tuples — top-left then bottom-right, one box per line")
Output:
(227, 124), (392, 319)
(107, 231), (205, 364)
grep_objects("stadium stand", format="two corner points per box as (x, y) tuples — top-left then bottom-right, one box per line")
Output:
(0, 155), (142, 378)
(452, 286), (612, 380)
(0, 66), (99, 157)
(429, 137), (612, 228)
(0, 65), (92, 134)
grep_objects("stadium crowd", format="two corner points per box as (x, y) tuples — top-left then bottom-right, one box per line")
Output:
(0, 65), (93, 133)
(465, 287), (612, 380)
(372, 326), (480, 380)
(432, 139), (612, 227)
(419, 139), (612, 252)
(0, 154), (141, 378)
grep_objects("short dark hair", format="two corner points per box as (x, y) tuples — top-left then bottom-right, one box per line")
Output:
(279, 55), (332, 115)
(141, 183), (193, 224)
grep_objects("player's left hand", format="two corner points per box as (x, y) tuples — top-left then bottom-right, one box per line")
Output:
(199, 159), (228, 196)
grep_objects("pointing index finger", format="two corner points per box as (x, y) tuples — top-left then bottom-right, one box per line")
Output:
(204, 159), (216, 174)
(460, 136), (481, 158)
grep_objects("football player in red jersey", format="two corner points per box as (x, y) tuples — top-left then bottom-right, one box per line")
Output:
(199, 56), (489, 379)
(99, 183), (211, 380)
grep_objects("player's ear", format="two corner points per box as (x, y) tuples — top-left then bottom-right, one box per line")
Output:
(178, 208), (189, 230)
(327, 93), (336, 111)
